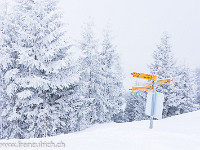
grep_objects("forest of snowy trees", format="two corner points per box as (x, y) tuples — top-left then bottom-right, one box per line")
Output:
(0, 0), (199, 139)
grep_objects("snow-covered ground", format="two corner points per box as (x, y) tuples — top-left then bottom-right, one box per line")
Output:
(1, 110), (200, 150)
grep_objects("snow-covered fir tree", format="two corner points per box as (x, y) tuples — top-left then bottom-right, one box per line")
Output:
(0, 1), (22, 139)
(196, 68), (200, 105)
(149, 33), (198, 118)
(149, 33), (176, 118)
(172, 64), (198, 114)
(124, 92), (147, 122)
(77, 22), (124, 127)
(77, 21), (99, 128)
(98, 26), (124, 122)
(1, 0), (79, 139)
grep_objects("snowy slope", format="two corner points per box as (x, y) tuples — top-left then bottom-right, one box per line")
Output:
(1, 110), (200, 150)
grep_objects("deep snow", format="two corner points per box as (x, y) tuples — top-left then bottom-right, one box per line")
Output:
(1, 110), (200, 150)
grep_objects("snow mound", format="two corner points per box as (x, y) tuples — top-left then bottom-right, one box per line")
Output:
(1, 110), (200, 150)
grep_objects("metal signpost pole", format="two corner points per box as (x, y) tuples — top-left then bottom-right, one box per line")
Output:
(130, 71), (171, 129)
(0, 116), (2, 139)
(150, 81), (156, 129)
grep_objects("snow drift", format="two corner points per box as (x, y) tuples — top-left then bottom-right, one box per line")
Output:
(1, 110), (200, 150)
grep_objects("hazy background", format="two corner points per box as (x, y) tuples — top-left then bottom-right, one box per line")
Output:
(58, 0), (200, 90)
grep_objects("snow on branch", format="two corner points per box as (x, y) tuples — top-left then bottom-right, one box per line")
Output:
(17, 90), (34, 99)
(4, 68), (19, 83)
(15, 75), (50, 90)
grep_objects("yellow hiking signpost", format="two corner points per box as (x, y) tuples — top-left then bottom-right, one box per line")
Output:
(129, 72), (172, 129)
(157, 79), (172, 85)
(131, 72), (157, 81)
(129, 86), (153, 92)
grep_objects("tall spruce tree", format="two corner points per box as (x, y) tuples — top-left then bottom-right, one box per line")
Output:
(1, 0), (79, 139)
(0, 1), (21, 139)
(99, 27), (124, 122)
(78, 21), (99, 127)
(149, 34), (198, 118)
(149, 34), (176, 118)
(78, 22), (124, 126)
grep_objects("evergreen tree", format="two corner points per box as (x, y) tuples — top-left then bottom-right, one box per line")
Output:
(1, 0), (79, 139)
(78, 22), (124, 126)
(99, 26), (124, 122)
(149, 34), (176, 118)
(124, 92), (146, 122)
(149, 33), (198, 118)
(78, 21), (99, 127)
(196, 68), (200, 105)
(172, 64), (198, 114)
(0, 1), (21, 139)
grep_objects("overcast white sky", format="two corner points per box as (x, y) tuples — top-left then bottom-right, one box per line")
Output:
(59, 0), (200, 89)
(3, 0), (200, 89)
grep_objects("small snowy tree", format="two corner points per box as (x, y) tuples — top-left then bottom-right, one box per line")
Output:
(124, 92), (146, 122)
(196, 68), (200, 106)
(172, 65), (198, 114)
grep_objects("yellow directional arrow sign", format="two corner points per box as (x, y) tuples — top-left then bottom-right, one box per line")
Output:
(129, 86), (153, 92)
(131, 72), (157, 81)
(157, 79), (172, 85)
(129, 71), (172, 129)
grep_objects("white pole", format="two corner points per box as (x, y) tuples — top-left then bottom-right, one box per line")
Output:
(0, 117), (2, 139)
(150, 79), (156, 129)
